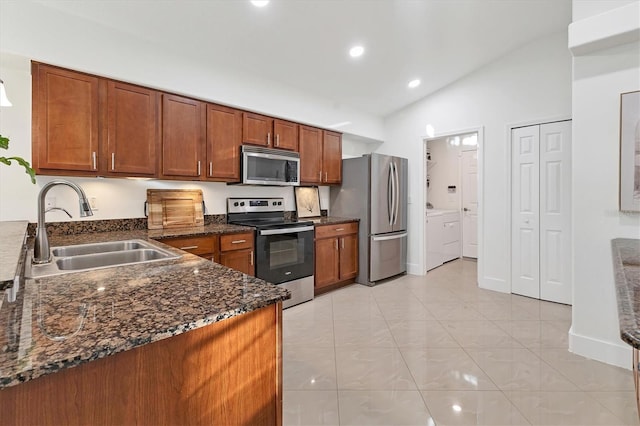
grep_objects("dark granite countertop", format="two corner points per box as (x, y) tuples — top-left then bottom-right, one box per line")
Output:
(311, 216), (360, 226)
(0, 221), (29, 290)
(0, 229), (289, 389)
(148, 223), (253, 240)
(612, 238), (640, 349)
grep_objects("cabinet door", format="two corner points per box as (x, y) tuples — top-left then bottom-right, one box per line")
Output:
(106, 81), (159, 176)
(273, 119), (299, 151)
(206, 104), (242, 181)
(299, 125), (323, 184)
(242, 112), (273, 147)
(162, 94), (205, 179)
(220, 248), (255, 276)
(339, 234), (358, 280)
(322, 130), (342, 184)
(315, 238), (339, 288)
(32, 63), (99, 173)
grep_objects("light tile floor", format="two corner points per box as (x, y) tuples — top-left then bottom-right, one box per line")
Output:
(282, 259), (639, 426)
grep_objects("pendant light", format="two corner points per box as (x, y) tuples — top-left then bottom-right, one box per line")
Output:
(0, 79), (12, 107)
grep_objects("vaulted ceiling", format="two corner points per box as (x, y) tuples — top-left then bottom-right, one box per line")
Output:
(17, 0), (572, 117)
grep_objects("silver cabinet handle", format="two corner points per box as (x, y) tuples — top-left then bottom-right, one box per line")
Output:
(111, 152), (115, 171)
(276, 134), (280, 147)
(267, 132), (271, 146)
(325, 172), (328, 181)
(92, 152), (97, 170)
(341, 238), (345, 249)
(209, 162), (213, 176)
(231, 239), (246, 244)
(180, 245), (198, 250)
(197, 161), (201, 176)
(319, 171), (322, 181)
(335, 228), (344, 231)
(334, 239), (338, 250)
(250, 250), (254, 266)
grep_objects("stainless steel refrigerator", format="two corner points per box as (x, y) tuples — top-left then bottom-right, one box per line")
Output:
(330, 153), (408, 285)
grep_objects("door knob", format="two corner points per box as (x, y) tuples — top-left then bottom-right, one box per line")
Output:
(463, 207), (469, 212)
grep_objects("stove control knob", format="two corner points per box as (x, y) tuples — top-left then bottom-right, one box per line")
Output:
(272, 201), (276, 206)
(240, 202), (245, 206)
(233, 202), (239, 207)
(278, 202), (282, 206)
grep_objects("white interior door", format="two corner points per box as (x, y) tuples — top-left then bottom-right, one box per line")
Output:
(511, 126), (540, 299)
(540, 121), (572, 304)
(462, 150), (478, 258)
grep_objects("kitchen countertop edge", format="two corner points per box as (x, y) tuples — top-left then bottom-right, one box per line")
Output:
(612, 238), (640, 349)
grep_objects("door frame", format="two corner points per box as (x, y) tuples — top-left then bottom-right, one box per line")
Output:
(506, 115), (572, 296)
(423, 126), (484, 278)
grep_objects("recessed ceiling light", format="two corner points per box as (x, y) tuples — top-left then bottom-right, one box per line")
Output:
(250, 0), (270, 7)
(349, 45), (364, 58)
(408, 79), (421, 89)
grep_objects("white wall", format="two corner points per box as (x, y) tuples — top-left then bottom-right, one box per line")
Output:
(569, 0), (640, 368)
(380, 31), (572, 280)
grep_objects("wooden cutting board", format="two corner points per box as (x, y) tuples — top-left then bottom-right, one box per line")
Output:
(147, 189), (204, 230)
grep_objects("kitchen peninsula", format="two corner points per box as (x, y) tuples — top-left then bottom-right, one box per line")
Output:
(0, 222), (289, 426)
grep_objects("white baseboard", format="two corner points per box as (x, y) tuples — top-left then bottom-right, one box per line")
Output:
(478, 275), (509, 293)
(406, 262), (423, 276)
(569, 327), (632, 370)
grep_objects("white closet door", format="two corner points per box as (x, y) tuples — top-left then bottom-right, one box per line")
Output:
(462, 150), (478, 258)
(511, 126), (540, 299)
(540, 121), (572, 304)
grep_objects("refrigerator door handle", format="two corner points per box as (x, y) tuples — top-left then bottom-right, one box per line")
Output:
(388, 162), (394, 226)
(372, 232), (408, 242)
(391, 162), (397, 225)
(393, 161), (400, 226)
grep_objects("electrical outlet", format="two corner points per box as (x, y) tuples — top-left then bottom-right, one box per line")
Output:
(89, 197), (99, 211)
(45, 197), (56, 210)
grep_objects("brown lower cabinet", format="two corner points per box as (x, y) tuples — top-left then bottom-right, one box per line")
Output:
(314, 221), (359, 292)
(0, 303), (283, 426)
(160, 232), (255, 276)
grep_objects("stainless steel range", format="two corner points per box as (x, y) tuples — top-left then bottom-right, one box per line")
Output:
(227, 198), (314, 309)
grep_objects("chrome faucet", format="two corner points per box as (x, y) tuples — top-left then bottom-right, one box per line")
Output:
(33, 180), (93, 264)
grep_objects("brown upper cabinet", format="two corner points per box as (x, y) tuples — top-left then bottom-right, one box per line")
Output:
(242, 113), (299, 151)
(161, 94), (205, 180)
(32, 63), (100, 175)
(104, 81), (160, 177)
(32, 62), (340, 183)
(299, 125), (342, 185)
(273, 119), (299, 151)
(32, 62), (160, 178)
(206, 104), (242, 182)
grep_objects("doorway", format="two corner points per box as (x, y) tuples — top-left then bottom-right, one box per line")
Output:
(424, 129), (480, 273)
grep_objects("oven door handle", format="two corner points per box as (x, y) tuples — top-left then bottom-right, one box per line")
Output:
(259, 226), (315, 236)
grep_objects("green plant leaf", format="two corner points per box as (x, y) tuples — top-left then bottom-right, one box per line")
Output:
(0, 134), (9, 150)
(0, 156), (37, 184)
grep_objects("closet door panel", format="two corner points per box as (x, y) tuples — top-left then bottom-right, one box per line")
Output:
(540, 121), (572, 304)
(511, 125), (540, 299)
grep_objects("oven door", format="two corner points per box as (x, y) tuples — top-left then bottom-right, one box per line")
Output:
(255, 226), (314, 284)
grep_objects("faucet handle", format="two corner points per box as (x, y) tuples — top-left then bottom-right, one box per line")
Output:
(45, 207), (73, 219)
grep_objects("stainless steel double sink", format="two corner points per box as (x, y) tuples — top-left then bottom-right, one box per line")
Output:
(26, 239), (180, 278)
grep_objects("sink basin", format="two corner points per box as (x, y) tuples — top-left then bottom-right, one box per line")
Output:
(52, 240), (151, 257)
(26, 239), (180, 278)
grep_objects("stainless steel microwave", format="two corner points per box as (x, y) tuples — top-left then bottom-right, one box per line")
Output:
(241, 145), (300, 186)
